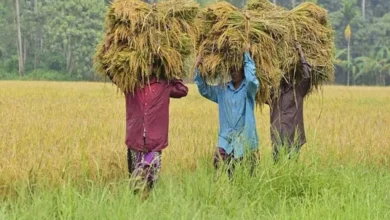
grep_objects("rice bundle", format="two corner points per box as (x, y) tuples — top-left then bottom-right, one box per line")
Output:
(246, 0), (285, 11)
(196, 2), (289, 104)
(196, 1), (334, 104)
(282, 2), (335, 88)
(247, 0), (335, 90)
(94, 0), (199, 93)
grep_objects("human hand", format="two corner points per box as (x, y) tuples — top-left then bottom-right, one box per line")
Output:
(195, 56), (202, 68)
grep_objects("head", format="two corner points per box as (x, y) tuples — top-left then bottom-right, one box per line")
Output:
(229, 66), (244, 84)
(149, 57), (166, 79)
(150, 57), (161, 72)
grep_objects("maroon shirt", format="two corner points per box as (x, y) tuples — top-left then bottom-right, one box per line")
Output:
(124, 78), (188, 152)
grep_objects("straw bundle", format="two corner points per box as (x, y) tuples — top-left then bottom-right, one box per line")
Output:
(196, 1), (334, 104)
(196, 2), (288, 104)
(283, 2), (335, 88)
(247, 0), (335, 89)
(94, 0), (199, 93)
(246, 0), (285, 11)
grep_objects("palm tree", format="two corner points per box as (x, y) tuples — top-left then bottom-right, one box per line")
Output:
(374, 47), (390, 85)
(15, 0), (24, 76)
(344, 24), (352, 85)
(341, 0), (357, 25)
(341, 0), (357, 85)
(334, 48), (359, 85)
(353, 46), (390, 85)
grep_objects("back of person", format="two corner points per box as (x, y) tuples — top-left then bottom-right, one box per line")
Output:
(103, 37), (189, 195)
(268, 41), (312, 162)
(269, 77), (308, 150)
(125, 76), (188, 193)
(125, 78), (184, 152)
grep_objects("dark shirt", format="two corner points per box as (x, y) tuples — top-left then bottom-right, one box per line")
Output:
(268, 60), (311, 147)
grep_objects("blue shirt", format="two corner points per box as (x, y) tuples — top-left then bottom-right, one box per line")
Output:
(194, 52), (260, 158)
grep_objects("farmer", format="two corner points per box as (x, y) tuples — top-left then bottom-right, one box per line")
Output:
(267, 41), (312, 162)
(194, 44), (259, 177)
(104, 37), (189, 192)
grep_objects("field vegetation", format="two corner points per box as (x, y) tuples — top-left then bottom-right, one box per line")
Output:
(0, 81), (389, 219)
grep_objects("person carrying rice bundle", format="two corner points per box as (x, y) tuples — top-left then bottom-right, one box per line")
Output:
(195, 0), (334, 164)
(246, 0), (333, 161)
(195, 2), (288, 106)
(194, 43), (259, 178)
(97, 0), (194, 196)
(267, 41), (312, 162)
(105, 39), (188, 195)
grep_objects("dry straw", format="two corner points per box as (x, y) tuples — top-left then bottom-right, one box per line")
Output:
(247, 0), (335, 92)
(95, 0), (334, 103)
(196, 0), (334, 104)
(196, 2), (288, 104)
(94, 0), (199, 93)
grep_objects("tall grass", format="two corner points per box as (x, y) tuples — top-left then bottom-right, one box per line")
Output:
(1, 158), (390, 219)
(0, 81), (390, 219)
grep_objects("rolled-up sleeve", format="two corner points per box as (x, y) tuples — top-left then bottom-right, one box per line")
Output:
(298, 59), (312, 97)
(244, 52), (259, 98)
(194, 69), (218, 103)
(169, 79), (188, 98)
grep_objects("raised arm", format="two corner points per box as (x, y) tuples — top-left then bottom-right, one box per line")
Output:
(243, 44), (259, 98)
(193, 56), (219, 103)
(194, 69), (219, 103)
(169, 79), (188, 98)
(295, 41), (312, 96)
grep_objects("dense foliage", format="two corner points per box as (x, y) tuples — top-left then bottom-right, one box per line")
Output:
(0, 0), (389, 85)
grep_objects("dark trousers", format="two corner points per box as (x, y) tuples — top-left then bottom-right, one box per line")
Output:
(127, 148), (136, 176)
(272, 142), (302, 163)
(214, 147), (257, 178)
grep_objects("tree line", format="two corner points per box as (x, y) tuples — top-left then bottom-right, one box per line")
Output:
(0, 0), (389, 85)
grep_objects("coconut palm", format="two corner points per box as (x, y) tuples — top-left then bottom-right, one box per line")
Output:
(352, 46), (390, 85)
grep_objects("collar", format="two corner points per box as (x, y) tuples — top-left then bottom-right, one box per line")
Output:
(145, 76), (165, 85)
(227, 79), (246, 92)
